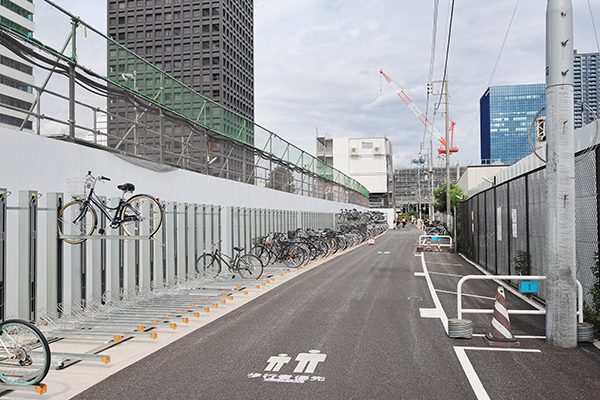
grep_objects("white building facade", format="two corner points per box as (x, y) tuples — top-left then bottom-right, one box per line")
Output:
(317, 135), (395, 208)
(0, 0), (35, 132)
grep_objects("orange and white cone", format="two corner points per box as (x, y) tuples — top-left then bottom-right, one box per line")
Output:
(485, 286), (519, 346)
(368, 234), (374, 246)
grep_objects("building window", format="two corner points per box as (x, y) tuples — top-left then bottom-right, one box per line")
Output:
(362, 142), (373, 149)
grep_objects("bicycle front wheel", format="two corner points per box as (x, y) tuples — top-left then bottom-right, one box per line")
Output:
(57, 200), (96, 244)
(121, 195), (163, 238)
(0, 319), (51, 385)
(236, 254), (264, 280)
(196, 254), (221, 278)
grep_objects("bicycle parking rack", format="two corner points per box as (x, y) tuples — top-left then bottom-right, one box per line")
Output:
(0, 383), (47, 395)
(417, 235), (453, 252)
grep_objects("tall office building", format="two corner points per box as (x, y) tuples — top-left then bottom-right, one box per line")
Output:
(106, 0), (254, 173)
(480, 84), (546, 165)
(0, 0), (34, 132)
(573, 50), (598, 129)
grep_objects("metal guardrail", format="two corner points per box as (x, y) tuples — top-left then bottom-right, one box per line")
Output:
(418, 234), (453, 251)
(456, 275), (584, 323)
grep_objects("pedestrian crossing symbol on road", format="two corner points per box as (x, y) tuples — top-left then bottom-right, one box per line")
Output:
(248, 350), (327, 383)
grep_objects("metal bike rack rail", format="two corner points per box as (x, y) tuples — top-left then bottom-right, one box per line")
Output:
(456, 275), (584, 323)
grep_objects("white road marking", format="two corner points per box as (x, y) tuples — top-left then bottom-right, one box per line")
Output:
(454, 346), (541, 400)
(435, 289), (496, 301)
(419, 308), (439, 318)
(419, 253), (448, 333)
(428, 271), (464, 278)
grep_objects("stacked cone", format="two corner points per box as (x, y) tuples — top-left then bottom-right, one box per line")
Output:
(368, 234), (374, 246)
(485, 286), (519, 347)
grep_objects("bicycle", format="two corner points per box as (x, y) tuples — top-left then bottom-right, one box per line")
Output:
(195, 240), (264, 280)
(0, 319), (51, 385)
(57, 171), (163, 244)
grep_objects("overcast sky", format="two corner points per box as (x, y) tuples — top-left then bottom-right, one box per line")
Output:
(54, 0), (600, 168)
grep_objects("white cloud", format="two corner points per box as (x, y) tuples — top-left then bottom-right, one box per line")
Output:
(44, 0), (600, 168)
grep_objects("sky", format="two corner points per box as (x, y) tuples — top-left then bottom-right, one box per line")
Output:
(50, 0), (600, 169)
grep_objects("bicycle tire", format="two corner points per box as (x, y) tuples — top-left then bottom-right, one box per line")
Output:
(250, 245), (271, 266)
(0, 319), (51, 385)
(120, 194), (163, 238)
(334, 213), (345, 223)
(57, 200), (96, 244)
(236, 254), (264, 280)
(196, 254), (221, 278)
(283, 245), (306, 268)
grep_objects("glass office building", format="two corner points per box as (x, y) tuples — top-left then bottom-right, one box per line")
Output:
(480, 84), (546, 165)
(574, 50), (598, 129)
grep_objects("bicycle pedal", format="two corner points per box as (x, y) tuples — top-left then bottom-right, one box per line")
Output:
(98, 228), (105, 234)
(232, 275), (236, 279)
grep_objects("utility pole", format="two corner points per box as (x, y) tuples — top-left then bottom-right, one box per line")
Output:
(445, 81), (451, 227)
(545, 0), (576, 348)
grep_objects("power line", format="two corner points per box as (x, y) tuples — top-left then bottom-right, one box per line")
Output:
(461, 0), (520, 151)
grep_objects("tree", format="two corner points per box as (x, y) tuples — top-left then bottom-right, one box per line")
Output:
(433, 182), (465, 214)
(267, 166), (295, 193)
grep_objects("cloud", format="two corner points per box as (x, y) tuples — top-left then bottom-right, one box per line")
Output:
(39, 0), (600, 169)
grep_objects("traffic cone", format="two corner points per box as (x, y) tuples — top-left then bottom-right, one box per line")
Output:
(368, 234), (375, 246)
(485, 286), (519, 347)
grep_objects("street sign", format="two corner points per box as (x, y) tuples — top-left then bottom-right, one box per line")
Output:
(520, 281), (539, 293)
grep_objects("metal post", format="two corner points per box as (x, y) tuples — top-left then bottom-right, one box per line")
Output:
(445, 81), (451, 226)
(0, 189), (7, 321)
(46, 193), (62, 315)
(18, 191), (38, 321)
(69, 18), (78, 139)
(545, 0), (577, 347)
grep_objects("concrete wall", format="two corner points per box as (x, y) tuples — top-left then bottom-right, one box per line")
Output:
(0, 127), (362, 319)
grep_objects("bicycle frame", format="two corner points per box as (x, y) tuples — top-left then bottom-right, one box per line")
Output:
(72, 178), (142, 229)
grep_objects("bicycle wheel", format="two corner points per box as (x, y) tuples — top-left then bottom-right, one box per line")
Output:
(283, 245), (306, 268)
(334, 213), (345, 223)
(250, 245), (271, 266)
(121, 195), (163, 238)
(0, 319), (51, 385)
(57, 200), (96, 244)
(236, 254), (264, 280)
(196, 254), (221, 278)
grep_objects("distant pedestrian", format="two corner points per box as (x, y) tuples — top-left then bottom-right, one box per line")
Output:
(402, 218), (407, 228)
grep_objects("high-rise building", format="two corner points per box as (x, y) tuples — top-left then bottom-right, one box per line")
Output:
(480, 84), (546, 165)
(106, 0), (254, 175)
(0, 0), (34, 132)
(573, 50), (598, 129)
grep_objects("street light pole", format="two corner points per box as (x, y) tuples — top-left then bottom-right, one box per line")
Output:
(545, 0), (576, 348)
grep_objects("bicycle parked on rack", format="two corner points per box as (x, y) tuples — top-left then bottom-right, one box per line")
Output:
(195, 240), (264, 280)
(57, 171), (164, 244)
(0, 319), (51, 385)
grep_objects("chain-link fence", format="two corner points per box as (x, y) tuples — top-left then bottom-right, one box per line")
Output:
(457, 147), (598, 306)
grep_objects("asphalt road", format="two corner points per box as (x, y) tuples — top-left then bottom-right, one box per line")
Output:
(72, 228), (600, 400)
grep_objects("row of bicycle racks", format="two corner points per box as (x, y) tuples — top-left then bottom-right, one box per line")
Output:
(0, 257), (307, 396)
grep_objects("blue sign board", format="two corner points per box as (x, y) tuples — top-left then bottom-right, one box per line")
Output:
(520, 281), (539, 293)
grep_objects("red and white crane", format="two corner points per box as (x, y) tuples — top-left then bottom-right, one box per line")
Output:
(380, 69), (458, 154)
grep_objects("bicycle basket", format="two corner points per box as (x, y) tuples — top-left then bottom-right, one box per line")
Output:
(66, 176), (93, 199)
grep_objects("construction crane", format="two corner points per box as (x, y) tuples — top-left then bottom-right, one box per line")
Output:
(380, 69), (458, 154)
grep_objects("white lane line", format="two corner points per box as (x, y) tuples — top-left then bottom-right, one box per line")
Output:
(426, 262), (465, 266)
(435, 289), (496, 301)
(428, 271), (464, 278)
(454, 346), (541, 400)
(419, 253), (448, 333)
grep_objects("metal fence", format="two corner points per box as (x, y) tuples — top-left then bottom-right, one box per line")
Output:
(457, 147), (598, 306)
(0, 187), (335, 322)
(0, 0), (369, 206)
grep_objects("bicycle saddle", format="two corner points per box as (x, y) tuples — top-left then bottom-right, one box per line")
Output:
(233, 247), (244, 252)
(117, 183), (135, 193)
